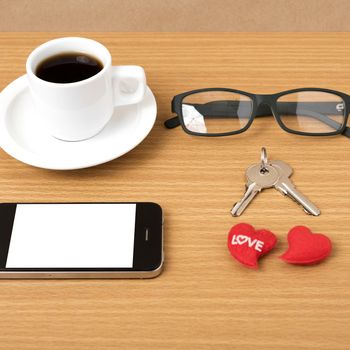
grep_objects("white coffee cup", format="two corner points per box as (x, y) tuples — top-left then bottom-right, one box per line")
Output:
(26, 37), (146, 141)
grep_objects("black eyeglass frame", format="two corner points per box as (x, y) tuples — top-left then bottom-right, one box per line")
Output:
(166, 87), (350, 138)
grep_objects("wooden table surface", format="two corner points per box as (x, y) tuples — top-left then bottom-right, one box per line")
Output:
(0, 33), (349, 350)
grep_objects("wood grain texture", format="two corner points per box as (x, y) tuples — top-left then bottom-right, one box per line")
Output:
(0, 33), (350, 350)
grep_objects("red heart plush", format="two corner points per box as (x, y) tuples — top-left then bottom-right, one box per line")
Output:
(280, 226), (332, 265)
(227, 223), (277, 269)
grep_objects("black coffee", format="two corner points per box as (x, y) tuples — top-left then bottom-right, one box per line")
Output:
(35, 52), (103, 83)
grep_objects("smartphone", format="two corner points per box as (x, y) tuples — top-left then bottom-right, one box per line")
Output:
(0, 202), (163, 279)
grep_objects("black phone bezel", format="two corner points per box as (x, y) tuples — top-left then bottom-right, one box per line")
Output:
(0, 202), (163, 273)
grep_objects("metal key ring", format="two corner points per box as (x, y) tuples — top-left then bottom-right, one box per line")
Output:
(260, 147), (268, 171)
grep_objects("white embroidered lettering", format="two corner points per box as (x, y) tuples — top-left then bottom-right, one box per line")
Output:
(230, 234), (264, 252)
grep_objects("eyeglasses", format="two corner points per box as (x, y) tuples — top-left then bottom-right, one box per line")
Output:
(164, 88), (350, 138)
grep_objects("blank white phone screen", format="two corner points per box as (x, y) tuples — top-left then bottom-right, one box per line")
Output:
(6, 204), (136, 268)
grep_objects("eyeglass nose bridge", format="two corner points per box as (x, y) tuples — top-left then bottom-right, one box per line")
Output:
(254, 94), (277, 119)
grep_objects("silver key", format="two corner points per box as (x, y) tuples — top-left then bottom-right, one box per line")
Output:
(271, 160), (321, 216)
(231, 164), (279, 216)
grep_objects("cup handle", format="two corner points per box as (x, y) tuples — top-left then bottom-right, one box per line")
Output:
(112, 66), (146, 107)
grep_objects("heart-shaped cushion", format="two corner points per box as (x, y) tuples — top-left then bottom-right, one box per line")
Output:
(227, 223), (277, 269)
(280, 226), (332, 265)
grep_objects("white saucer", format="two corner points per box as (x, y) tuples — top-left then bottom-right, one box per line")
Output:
(0, 75), (157, 170)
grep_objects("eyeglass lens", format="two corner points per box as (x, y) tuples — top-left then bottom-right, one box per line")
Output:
(181, 91), (253, 134)
(276, 91), (346, 134)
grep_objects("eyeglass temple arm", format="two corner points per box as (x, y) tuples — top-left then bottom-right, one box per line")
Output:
(164, 115), (182, 128)
(164, 101), (350, 137)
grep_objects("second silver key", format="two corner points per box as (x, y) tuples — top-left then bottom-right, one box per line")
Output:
(271, 160), (321, 216)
